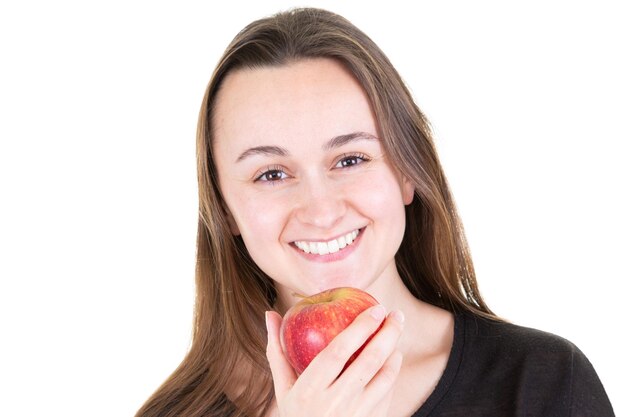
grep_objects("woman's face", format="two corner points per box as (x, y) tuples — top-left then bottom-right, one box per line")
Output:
(213, 58), (414, 306)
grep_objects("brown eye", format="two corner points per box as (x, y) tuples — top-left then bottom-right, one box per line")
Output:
(255, 167), (288, 183)
(263, 170), (284, 181)
(334, 153), (370, 169)
(340, 156), (359, 167)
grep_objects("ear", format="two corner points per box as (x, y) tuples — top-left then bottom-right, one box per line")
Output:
(401, 176), (415, 205)
(222, 203), (241, 236)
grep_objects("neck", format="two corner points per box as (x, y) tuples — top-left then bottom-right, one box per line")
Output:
(366, 270), (454, 363)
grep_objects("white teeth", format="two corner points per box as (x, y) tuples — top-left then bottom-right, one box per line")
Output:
(317, 242), (329, 255)
(299, 241), (310, 253)
(309, 242), (319, 254)
(327, 240), (340, 254)
(294, 229), (360, 255)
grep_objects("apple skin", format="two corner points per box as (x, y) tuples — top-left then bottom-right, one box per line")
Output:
(279, 287), (381, 375)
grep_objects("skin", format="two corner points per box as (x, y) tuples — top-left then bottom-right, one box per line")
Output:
(213, 58), (454, 417)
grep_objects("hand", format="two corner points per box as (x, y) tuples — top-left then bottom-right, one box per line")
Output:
(265, 305), (405, 417)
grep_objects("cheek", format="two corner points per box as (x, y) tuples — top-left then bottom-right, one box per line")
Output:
(350, 168), (408, 218)
(229, 192), (290, 249)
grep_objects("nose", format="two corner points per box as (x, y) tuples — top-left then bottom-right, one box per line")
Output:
(294, 177), (347, 230)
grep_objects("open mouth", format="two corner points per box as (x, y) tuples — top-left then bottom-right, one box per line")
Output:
(293, 228), (362, 255)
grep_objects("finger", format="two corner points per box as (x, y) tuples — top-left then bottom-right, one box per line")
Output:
(361, 349), (403, 413)
(338, 309), (404, 389)
(297, 304), (388, 389)
(265, 310), (297, 403)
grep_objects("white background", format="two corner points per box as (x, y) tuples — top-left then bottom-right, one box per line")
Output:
(1, 1), (623, 416)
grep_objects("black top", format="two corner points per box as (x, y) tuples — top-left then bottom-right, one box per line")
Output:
(412, 312), (614, 416)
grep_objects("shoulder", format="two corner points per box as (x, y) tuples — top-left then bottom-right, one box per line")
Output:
(460, 312), (588, 380)
(448, 312), (615, 416)
(463, 313), (578, 355)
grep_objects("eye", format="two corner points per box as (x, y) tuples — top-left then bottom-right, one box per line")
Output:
(254, 166), (289, 183)
(334, 153), (370, 169)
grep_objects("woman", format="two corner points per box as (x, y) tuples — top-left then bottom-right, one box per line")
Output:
(136, 8), (613, 417)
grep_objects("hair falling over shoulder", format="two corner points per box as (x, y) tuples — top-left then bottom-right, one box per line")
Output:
(135, 7), (497, 417)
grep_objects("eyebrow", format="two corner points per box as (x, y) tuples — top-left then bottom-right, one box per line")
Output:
(235, 131), (378, 162)
(235, 145), (288, 162)
(323, 131), (379, 151)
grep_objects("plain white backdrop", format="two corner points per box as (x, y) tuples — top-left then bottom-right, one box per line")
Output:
(0, 1), (623, 416)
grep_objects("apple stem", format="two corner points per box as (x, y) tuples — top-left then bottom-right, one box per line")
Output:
(292, 291), (307, 299)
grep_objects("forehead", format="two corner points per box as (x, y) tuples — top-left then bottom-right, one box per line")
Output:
(211, 58), (378, 153)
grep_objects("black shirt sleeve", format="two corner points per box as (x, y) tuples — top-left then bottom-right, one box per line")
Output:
(569, 342), (614, 417)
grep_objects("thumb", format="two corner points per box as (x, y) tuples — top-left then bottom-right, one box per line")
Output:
(265, 310), (297, 402)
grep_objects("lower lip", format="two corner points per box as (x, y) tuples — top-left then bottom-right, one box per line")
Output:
(291, 228), (365, 263)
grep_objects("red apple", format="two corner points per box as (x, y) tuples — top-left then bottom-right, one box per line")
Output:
(279, 287), (381, 375)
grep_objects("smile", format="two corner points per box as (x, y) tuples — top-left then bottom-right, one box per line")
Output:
(293, 229), (361, 255)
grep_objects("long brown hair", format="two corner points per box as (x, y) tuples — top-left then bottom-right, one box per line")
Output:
(136, 7), (495, 417)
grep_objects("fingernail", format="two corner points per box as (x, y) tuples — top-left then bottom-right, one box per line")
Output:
(370, 305), (386, 320)
(391, 310), (405, 324)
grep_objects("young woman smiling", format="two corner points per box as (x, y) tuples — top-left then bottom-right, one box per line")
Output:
(135, 8), (614, 417)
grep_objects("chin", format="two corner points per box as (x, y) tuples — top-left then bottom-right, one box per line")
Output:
(311, 273), (373, 294)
